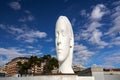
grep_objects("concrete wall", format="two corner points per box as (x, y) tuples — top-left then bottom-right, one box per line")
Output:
(92, 72), (104, 80)
(0, 75), (94, 80)
(104, 75), (120, 80)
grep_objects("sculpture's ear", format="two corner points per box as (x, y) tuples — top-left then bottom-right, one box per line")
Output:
(70, 37), (73, 48)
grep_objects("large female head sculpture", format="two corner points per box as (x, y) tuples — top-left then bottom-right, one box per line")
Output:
(55, 16), (74, 73)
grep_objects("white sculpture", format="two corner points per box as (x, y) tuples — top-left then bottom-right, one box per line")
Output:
(55, 16), (74, 74)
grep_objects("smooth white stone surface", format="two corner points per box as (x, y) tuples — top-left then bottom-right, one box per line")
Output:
(0, 75), (95, 80)
(55, 16), (74, 73)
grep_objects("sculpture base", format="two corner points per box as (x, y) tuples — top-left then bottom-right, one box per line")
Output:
(0, 75), (94, 80)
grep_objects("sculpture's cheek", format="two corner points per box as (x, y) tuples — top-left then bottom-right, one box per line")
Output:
(57, 46), (70, 62)
(56, 36), (70, 61)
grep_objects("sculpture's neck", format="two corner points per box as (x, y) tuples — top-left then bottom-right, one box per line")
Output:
(59, 55), (74, 74)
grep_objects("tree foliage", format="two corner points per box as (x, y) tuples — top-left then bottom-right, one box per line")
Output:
(43, 55), (58, 73)
(17, 54), (58, 75)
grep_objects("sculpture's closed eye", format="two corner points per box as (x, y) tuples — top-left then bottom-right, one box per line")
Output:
(56, 32), (59, 38)
(57, 42), (61, 46)
(62, 31), (65, 37)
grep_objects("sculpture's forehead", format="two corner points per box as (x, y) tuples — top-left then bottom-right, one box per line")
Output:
(56, 24), (67, 32)
(56, 16), (71, 33)
(56, 22), (68, 32)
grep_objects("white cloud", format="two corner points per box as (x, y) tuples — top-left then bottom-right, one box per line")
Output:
(9, 26), (24, 34)
(75, 32), (81, 41)
(113, 1), (120, 5)
(106, 17), (120, 35)
(89, 30), (102, 44)
(16, 30), (47, 43)
(87, 21), (102, 32)
(19, 15), (34, 22)
(77, 19), (103, 42)
(45, 38), (53, 42)
(0, 56), (9, 66)
(75, 4), (108, 48)
(0, 24), (47, 43)
(89, 29), (108, 48)
(0, 24), (6, 29)
(75, 30), (108, 49)
(92, 64), (102, 67)
(106, 2), (120, 35)
(80, 10), (89, 17)
(17, 30), (47, 39)
(73, 43), (95, 65)
(0, 24), (24, 34)
(102, 52), (120, 68)
(111, 37), (120, 46)
(0, 48), (23, 57)
(24, 38), (36, 43)
(50, 47), (55, 52)
(0, 47), (29, 66)
(24, 10), (31, 14)
(71, 18), (76, 26)
(27, 46), (34, 49)
(91, 4), (107, 20)
(29, 49), (42, 55)
(9, 2), (21, 10)
(18, 10), (34, 22)
(76, 22), (107, 48)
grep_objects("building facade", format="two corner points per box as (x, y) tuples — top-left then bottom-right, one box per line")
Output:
(5, 57), (28, 77)
(78, 67), (120, 80)
(0, 57), (59, 77)
(31, 62), (46, 74)
(0, 66), (6, 77)
(73, 64), (85, 74)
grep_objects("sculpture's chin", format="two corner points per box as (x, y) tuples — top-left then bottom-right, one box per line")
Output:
(58, 58), (63, 62)
(57, 56), (65, 62)
(57, 51), (69, 62)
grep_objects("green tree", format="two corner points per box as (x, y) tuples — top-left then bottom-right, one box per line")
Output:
(28, 56), (39, 74)
(17, 55), (58, 75)
(17, 61), (29, 76)
(17, 61), (23, 75)
(43, 55), (58, 74)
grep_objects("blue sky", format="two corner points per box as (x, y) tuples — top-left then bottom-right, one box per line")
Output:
(0, 0), (120, 68)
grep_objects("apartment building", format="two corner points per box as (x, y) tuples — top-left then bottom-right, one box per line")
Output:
(0, 66), (6, 77)
(0, 57), (58, 77)
(31, 62), (46, 74)
(5, 57), (28, 77)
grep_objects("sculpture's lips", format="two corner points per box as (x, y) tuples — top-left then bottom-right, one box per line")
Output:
(57, 49), (62, 53)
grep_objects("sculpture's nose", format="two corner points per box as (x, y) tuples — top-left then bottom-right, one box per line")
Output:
(57, 34), (61, 46)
